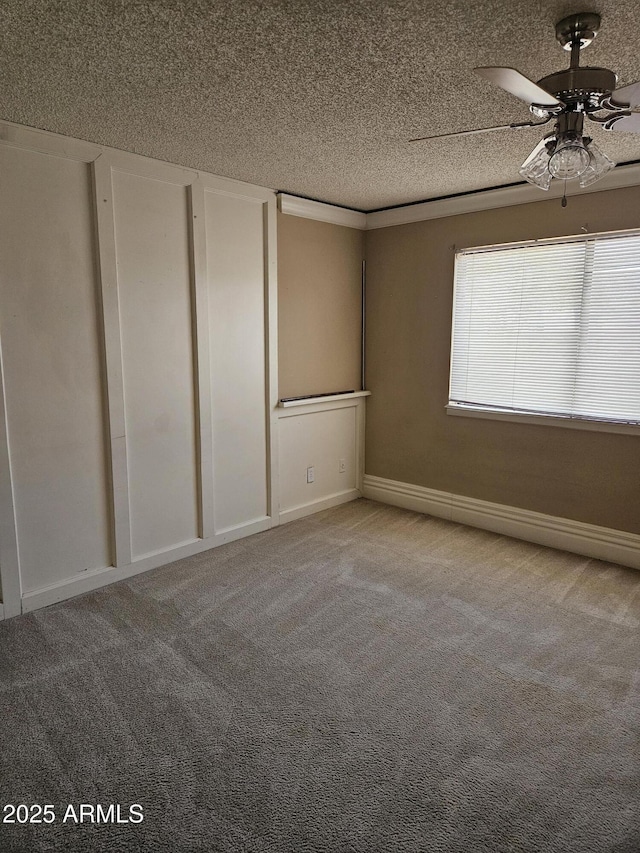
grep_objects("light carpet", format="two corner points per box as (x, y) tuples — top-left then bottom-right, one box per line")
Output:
(1, 499), (639, 852)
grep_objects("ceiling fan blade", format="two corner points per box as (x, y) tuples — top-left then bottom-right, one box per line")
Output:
(475, 67), (564, 109)
(409, 121), (543, 143)
(608, 113), (640, 132)
(609, 80), (640, 109)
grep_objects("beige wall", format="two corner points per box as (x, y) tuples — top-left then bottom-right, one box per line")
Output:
(365, 186), (640, 534)
(278, 211), (364, 398)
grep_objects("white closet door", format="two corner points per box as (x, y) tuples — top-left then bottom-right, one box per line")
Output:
(113, 171), (199, 559)
(204, 190), (268, 533)
(0, 146), (112, 593)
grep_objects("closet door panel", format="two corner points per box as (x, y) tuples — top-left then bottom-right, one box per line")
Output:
(0, 146), (112, 592)
(205, 191), (268, 533)
(113, 172), (199, 558)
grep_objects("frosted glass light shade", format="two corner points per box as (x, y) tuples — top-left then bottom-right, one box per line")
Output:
(519, 139), (553, 190)
(519, 132), (616, 191)
(579, 141), (615, 187)
(548, 137), (591, 179)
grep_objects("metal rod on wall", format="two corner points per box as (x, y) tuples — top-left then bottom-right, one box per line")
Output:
(361, 259), (366, 391)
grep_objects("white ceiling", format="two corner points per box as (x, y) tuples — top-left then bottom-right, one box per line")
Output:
(1, 0), (639, 211)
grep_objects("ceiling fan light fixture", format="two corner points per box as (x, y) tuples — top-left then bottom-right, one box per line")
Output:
(548, 133), (591, 179)
(414, 13), (640, 198)
(578, 139), (615, 187)
(519, 138), (554, 189)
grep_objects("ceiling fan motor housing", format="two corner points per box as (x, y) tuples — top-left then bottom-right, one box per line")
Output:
(533, 13), (616, 112)
(536, 67), (618, 109)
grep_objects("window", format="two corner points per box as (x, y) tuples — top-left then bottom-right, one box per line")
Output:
(448, 230), (640, 431)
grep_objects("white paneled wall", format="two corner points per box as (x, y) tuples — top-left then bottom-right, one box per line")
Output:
(278, 394), (368, 523)
(114, 172), (200, 559)
(0, 146), (112, 597)
(205, 191), (269, 534)
(0, 122), (278, 616)
(113, 171), (198, 560)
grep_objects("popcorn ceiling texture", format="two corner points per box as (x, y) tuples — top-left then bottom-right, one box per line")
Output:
(1, 0), (639, 210)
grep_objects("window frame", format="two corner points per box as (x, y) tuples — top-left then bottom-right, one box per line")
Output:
(447, 227), (640, 436)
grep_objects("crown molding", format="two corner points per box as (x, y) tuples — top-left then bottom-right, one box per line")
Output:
(3, 119), (638, 233)
(278, 162), (640, 232)
(277, 193), (367, 230)
(365, 161), (640, 230)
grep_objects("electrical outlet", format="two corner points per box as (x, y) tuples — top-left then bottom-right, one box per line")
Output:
(339, 458), (346, 473)
(306, 466), (315, 484)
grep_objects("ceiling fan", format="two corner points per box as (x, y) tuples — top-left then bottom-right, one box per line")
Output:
(411, 12), (640, 192)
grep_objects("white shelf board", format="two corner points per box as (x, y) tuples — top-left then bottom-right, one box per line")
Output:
(278, 390), (371, 408)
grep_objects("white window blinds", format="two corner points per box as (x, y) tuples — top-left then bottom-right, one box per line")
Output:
(449, 231), (640, 425)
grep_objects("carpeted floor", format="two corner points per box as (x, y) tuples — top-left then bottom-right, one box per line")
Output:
(1, 498), (639, 853)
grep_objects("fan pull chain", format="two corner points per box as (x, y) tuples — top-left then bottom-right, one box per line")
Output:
(562, 180), (568, 207)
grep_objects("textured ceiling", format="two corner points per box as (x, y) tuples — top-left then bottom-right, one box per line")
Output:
(1, 0), (640, 211)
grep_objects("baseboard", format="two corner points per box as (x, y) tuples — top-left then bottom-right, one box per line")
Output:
(0, 602), (4, 620)
(20, 517), (273, 613)
(363, 474), (640, 570)
(279, 489), (361, 525)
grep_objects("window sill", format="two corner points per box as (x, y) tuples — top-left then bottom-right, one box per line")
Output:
(446, 404), (640, 436)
